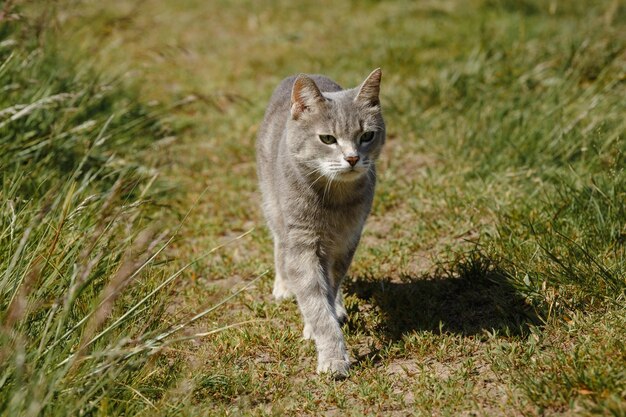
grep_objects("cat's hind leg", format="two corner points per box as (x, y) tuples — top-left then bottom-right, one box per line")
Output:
(272, 239), (293, 300)
(302, 323), (313, 340)
(331, 248), (356, 325)
(334, 289), (348, 325)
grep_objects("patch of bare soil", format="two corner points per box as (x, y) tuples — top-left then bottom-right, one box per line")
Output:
(384, 355), (518, 416)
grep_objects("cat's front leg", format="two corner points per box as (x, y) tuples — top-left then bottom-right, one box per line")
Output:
(286, 244), (350, 378)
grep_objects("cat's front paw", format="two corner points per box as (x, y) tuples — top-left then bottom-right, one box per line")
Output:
(317, 358), (350, 379)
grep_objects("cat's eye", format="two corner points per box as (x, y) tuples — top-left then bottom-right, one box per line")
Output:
(360, 131), (375, 144)
(319, 135), (337, 145)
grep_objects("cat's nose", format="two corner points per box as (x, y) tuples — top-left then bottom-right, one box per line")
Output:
(344, 155), (360, 167)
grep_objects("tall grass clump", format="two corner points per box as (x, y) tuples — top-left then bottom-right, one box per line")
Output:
(0, 16), (181, 416)
(409, 5), (626, 409)
(425, 4), (626, 319)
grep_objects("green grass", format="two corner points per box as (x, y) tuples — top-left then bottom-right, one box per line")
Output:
(3, 0), (626, 415)
(0, 14), (186, 416)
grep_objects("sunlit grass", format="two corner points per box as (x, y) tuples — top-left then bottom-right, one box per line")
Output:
(0, 16), (264, 416)
(4, 0), (626, 415)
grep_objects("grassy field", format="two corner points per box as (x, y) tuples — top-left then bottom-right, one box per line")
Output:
(2, 0), (625, 415)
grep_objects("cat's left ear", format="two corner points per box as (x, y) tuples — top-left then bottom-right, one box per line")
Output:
(355, 68), (382, 107)
(291, 74), (324, 120)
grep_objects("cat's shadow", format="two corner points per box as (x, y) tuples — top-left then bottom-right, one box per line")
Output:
(343, 255), (540, 343)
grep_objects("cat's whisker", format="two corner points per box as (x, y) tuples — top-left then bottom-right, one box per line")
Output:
(304, 167), (324, 177)
(322, 175), (330, 204)
(367, 167), (377, 182)
(322, 172), (336, 205)
(307, 173), (326, 192)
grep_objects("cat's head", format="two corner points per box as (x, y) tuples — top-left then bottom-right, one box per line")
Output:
(285, 69), (385, 183)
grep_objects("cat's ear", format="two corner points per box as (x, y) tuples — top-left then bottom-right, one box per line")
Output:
(355, 68), (382, 108)
(291, 74), (324, 119)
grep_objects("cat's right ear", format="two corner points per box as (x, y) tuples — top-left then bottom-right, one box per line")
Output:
(291, 74), (324, 120)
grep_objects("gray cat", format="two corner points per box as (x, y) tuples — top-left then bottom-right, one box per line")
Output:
(256, 69), (385, 377)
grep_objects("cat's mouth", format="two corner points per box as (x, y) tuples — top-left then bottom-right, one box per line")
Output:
(334, 167), (366, 181)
